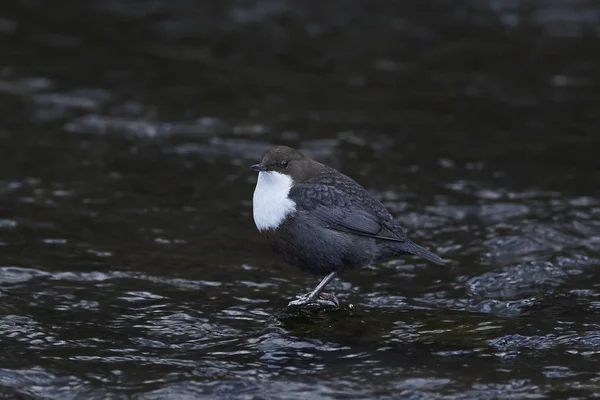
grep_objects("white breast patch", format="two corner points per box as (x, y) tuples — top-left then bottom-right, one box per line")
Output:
(252, 171), (296, 231)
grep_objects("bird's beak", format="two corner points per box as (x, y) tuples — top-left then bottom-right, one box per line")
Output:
(250, 163), (266, 172)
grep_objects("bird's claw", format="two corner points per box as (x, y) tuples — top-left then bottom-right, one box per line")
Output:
(287, 292), (340, 309)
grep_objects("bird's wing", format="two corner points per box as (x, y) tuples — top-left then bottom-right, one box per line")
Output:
(288, 183), (405, 242)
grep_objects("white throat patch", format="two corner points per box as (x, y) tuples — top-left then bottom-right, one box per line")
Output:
(253, 171), (296, 231)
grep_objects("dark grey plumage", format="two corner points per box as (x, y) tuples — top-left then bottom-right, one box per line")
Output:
(251, 146), (446, 306)
(267, 163), (444, 275)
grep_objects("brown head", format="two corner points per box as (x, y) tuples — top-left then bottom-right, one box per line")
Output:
(250, 146), (322, 182)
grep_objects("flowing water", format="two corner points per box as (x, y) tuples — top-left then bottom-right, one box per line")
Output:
(1, 1), (600, 399)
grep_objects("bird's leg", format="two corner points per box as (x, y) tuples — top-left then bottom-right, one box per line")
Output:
(304, 272), (337, 302)
(288, 272), (339, 307)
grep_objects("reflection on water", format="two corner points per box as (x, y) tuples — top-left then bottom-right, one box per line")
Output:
(1, 0), (600, 398)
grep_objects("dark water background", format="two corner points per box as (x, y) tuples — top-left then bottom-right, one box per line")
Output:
(1, 1), (600, 398)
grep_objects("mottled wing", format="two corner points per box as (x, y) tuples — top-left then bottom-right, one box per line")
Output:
(289, 183), (404, 242)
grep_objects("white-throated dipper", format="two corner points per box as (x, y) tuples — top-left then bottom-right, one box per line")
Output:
(251, 146), (446, 307)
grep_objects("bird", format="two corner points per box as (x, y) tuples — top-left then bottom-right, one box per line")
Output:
(250, 145), (446, 307)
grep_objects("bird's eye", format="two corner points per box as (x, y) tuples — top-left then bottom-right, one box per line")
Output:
(281, 161), (289, 168)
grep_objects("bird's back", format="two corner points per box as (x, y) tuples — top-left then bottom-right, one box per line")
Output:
(304, 164), (401, 231)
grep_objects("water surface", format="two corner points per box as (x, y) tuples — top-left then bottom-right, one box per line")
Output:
(1, 1), (600, 399)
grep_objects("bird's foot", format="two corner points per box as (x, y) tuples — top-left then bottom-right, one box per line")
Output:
(287, 292), (340, 309)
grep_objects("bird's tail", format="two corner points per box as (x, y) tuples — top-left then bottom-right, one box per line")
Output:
(398, 241), (447, 265)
